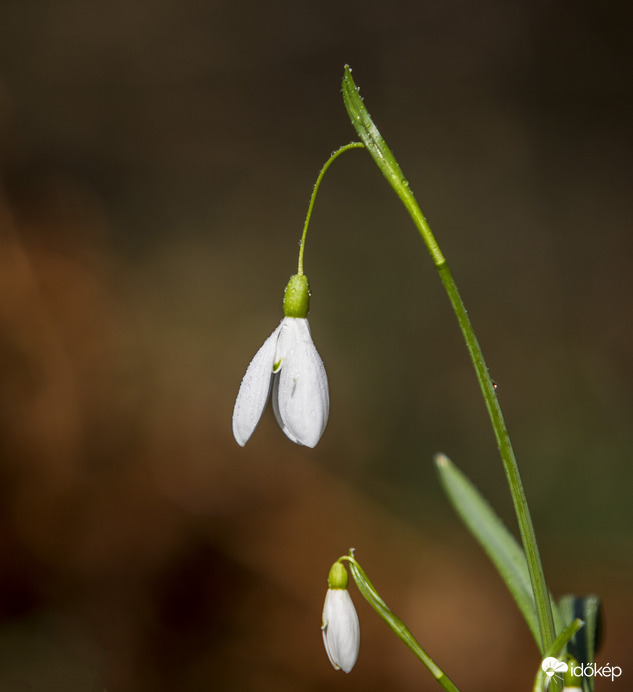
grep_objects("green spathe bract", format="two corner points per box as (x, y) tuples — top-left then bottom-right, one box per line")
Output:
(342, 551), (460, 692)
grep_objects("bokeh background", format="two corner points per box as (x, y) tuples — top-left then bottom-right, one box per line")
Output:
(0, 1), (631, 690)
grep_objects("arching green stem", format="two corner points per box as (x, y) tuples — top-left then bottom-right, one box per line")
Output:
(341, 552), (461, 692)
(297, 142), (365, 274)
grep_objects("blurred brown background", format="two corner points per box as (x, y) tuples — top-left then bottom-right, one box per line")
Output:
(0, 0), (631, 690)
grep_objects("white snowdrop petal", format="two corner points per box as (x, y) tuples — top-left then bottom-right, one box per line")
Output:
(271, 374), (298, 444)
(273, 318), (329, 447)
(273, 317), (292, 371)
(321, 589), (360, 673)
(232, 321), (283, 446)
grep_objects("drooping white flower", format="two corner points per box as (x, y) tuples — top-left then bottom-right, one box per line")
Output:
(321, 561), (360, 673)
(232, 314), (329, 448)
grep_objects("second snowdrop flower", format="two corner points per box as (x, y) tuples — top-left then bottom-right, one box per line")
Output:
(232, 273), (329, 448)
(321, 560), (360, 673)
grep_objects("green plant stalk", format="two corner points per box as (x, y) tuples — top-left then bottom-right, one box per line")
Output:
(298, 141), (365, 274)
(343, 554), (461, 692)
(341, 65), (556, 654)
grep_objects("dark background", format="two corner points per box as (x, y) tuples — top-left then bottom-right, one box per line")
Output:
(0, 1), (631, 690)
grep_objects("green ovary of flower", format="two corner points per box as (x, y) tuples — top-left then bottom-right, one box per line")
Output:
(327, 561), (349, 590)
(283, 273), (310, 318)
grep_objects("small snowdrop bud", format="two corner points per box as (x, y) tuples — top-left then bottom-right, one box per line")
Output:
(321, 561), (360, 673)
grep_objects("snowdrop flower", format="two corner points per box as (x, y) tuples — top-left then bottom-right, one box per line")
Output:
(232, 274), (329, 447)
(321, 561), (360, 673)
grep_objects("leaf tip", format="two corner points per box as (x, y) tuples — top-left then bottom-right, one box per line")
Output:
(434, 452), (452, 469)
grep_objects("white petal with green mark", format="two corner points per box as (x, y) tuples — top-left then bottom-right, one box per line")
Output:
(272, 318), (329, 447)
(232, 321), (283, 446)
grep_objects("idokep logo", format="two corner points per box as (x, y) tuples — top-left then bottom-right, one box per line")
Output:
(541, 657), (568, 679)
(569, 662), (622, 682)
(541, 656), (623, 683)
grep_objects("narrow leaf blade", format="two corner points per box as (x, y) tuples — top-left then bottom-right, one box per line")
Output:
(435, 453), (562, 651)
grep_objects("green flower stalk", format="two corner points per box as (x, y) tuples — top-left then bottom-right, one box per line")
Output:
(341, 64), (557, 656)
(340, 550), (461, 692)
(233, 143), (362, 447)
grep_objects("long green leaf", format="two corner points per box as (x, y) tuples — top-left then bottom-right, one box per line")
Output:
(434, 453), (562, 650)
